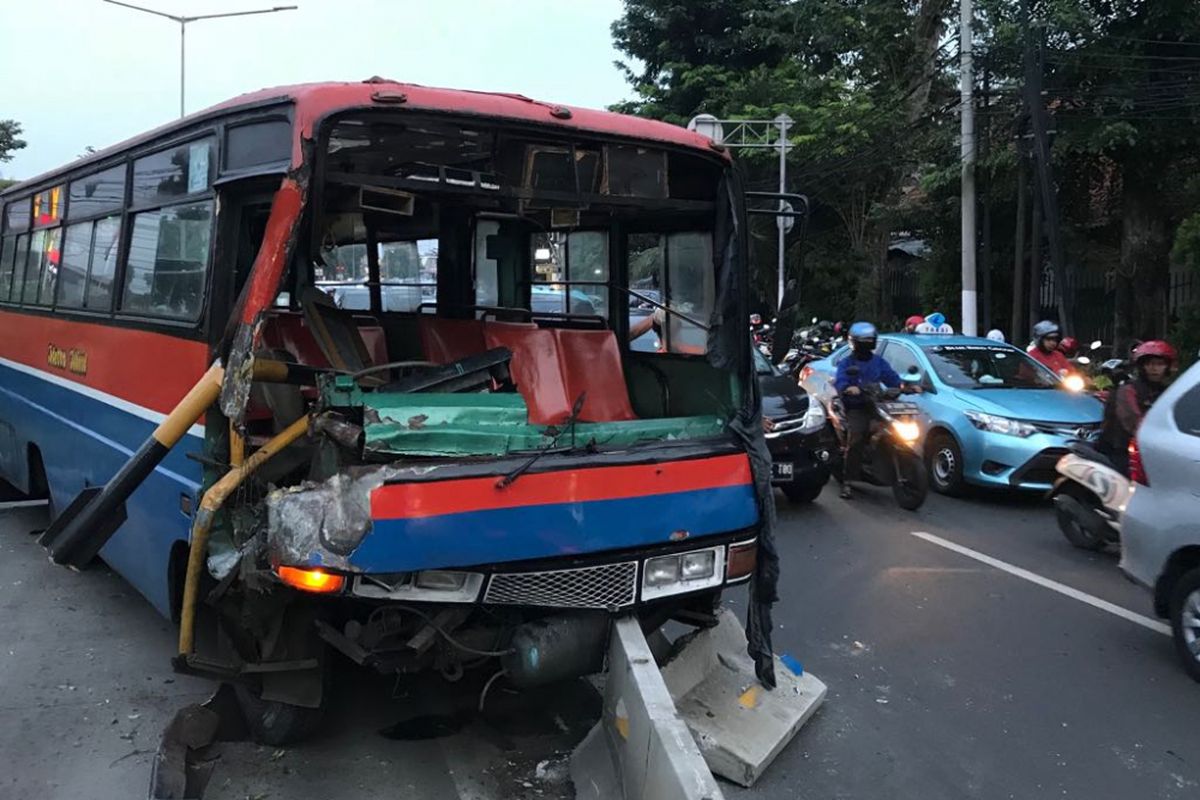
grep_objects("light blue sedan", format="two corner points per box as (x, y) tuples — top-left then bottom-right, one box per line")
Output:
(801, 334), (1105, 493)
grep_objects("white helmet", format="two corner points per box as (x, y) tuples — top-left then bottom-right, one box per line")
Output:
(986, 329), (1006, 342)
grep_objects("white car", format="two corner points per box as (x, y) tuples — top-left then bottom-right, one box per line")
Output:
(1119, 360), (1200, 682)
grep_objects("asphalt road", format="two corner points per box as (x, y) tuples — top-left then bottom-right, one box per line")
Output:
(2, 483), (1198, 799)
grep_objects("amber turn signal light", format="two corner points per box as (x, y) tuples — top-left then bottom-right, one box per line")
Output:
(726, 539), (758, 582)
(276, 566), (346, 594)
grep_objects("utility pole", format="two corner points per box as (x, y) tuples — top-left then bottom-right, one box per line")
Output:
(960, 0), (978, 336)
(103, 1), (298, 118)
(980, 53), (992, 332)
(775, 114), (793, 311)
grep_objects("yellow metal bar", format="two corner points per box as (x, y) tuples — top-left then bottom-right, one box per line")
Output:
(177, 415), (311, 656)
(229, 420), (245, 468)
(152, 364), (225, 446)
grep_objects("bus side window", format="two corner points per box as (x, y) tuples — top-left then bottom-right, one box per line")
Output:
(122, 200), (213, 320)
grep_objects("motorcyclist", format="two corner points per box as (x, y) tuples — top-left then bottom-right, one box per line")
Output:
(904, 315), (926, 334)
(1098, 340), (1176, 475)
(834, 321), (901, 500)
(1027, 320), (1073, 376)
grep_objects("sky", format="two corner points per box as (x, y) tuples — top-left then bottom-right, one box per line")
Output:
(0, 0), (634, 181)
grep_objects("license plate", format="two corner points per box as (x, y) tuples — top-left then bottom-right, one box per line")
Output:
(772, 462), (794, 480)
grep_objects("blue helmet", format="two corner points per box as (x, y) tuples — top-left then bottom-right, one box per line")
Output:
(848, 321), (878, 350)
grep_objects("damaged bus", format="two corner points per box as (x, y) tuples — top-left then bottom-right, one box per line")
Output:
(0, 80), (788, 743)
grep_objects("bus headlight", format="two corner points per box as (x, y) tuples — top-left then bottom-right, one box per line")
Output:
(641, 545), (725, 600)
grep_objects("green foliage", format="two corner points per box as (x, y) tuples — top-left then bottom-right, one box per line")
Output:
(0, 120), (26, 164)
(611, 0), (1200, 342)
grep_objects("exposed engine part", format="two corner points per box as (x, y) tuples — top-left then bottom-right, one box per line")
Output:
(501, 613), (610, 689)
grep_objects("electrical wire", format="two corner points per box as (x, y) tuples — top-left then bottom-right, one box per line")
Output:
(368, 604), (516, 658)
(477, 669), (507, 713)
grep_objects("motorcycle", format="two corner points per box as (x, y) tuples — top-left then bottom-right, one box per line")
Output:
(1049, 441), (1131, 551)
(821, 374), (929, 511)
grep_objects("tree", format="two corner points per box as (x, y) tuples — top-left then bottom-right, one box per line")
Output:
(612, 0), (956, 319)
(0, 120), (27, 164)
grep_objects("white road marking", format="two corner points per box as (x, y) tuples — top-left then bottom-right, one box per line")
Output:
(0, 499), (49, 511)
(910, 530), (1171, 637)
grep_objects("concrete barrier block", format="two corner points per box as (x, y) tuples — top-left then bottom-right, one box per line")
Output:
(662, 609), (827, 787)
(571, 616), (724, 800)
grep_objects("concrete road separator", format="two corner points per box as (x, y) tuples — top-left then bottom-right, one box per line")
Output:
(572, 611), (826, 799)
(910, 530), (1171, 636)
(572, 616), (725, 800)
(661, 609), (827, 787)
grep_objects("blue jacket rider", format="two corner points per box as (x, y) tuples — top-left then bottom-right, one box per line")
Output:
(834, 321), (901, 499)
(834, 323), (901, 408)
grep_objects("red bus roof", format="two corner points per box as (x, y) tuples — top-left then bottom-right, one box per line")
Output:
(219, 80), (722, 160)
(3, 80), (724, 193)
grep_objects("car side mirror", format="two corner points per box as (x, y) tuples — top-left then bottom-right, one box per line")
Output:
(901, 368), (923, 384)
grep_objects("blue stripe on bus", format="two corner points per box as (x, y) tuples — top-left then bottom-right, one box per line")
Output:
(340, 484), (760, 572)
(0, 361), (202, 617)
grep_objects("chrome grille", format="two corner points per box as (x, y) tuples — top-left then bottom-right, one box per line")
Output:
(1031, 421), (1101, 439)
(483, 560), (638, 610)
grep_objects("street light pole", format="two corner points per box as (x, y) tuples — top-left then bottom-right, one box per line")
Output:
(179, 19), (186, 119)
(102, 1), (298, 118)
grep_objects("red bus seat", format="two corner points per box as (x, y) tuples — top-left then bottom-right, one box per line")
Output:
(552, 329), (637, 422)
(261, 311), (387, 368)
(418, 317), (488, 365)
(483, 323), (572, 424)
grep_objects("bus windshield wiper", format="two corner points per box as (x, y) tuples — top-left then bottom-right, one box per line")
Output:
(495, 392), (588, 489)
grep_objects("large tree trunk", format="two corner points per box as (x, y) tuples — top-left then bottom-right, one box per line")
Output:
(1117, 173), (1170, 349)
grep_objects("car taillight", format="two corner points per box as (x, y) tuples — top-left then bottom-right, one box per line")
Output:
(1128, 438), (1149, 486)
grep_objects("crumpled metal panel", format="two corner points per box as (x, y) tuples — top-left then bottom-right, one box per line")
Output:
(362, 392), (727, 457)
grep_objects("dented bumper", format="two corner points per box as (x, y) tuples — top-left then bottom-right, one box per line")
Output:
(266, 449), (759, 581)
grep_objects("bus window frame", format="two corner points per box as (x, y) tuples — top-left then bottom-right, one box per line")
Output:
(0, 101), (295, 343)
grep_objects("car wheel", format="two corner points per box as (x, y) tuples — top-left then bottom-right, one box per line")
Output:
(1169, 567), (1200, 683)
(782, 479), (825, 504)
(927, 432), (965, 496)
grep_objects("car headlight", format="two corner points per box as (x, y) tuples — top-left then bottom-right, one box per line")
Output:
(642, 545), (725, 600)
(1063, 374), (1085, 393)
(892, 419), (921, 442)
(798, 401), (826, 434)
(964, 410), (1036, 438)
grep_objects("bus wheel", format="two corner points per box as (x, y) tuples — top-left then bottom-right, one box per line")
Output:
(225, 603), (330, 745)
(233, 678), (327, 746)
(27, 446), (54, 518)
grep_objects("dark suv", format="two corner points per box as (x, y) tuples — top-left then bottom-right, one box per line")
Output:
(755, 349), (832, 503)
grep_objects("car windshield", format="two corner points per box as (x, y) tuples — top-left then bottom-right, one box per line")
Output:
(922, 344), (1060, 389)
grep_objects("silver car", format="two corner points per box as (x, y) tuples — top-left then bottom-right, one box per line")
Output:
(1119, 360), (1200, 682)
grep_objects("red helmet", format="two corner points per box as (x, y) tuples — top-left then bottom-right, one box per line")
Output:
(1059, 336), (1079, 357)
(905, 315), (925, 329)
(1132, 340), (1177, 365)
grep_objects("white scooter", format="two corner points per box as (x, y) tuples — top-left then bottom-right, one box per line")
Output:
(1049, 441), (1132, 551)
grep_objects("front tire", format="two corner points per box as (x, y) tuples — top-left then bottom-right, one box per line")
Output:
(927, 432), (965, 496)
(893, 451), (928, 511)
(1168, 567), (1200, 683)
(1053, 491), (1108, 551)
(234, 681), (327, 746)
